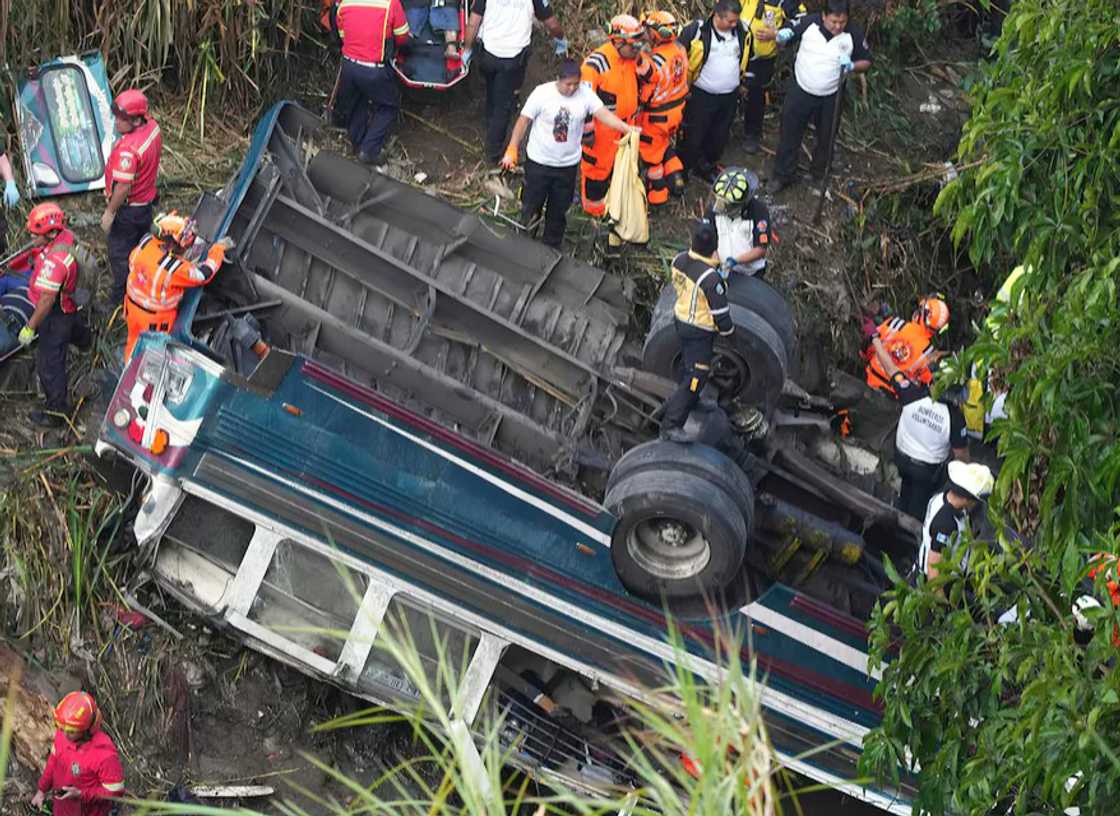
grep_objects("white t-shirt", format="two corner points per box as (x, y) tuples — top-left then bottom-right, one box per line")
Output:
(521, 82), (603, 167)
(694, 27), (742, 94)
(795, 24), (854, 96)
(477, 0), (551, 58)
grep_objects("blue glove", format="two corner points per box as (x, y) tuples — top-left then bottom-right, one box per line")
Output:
(720, 258), (735, 279)
(553, 37), (569, 56)
(462, 47), (473, 68)
(775, 28), (794, 45)
(2, 179), (18, 208)
(839, 55), (854, 74)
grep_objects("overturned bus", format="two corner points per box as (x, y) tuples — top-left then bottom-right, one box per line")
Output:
(94, 102), (917, 812)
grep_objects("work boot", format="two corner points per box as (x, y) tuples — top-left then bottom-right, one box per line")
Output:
(30, 408), (63, 429)
(743, 137), (761, 155)
(357, 149), (381, 166)
(659, 426), (693, 443)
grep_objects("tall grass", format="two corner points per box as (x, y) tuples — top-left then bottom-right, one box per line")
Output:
(1, 1), (321, 126)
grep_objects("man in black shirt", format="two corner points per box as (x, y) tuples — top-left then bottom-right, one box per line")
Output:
(918, 460), (993, 580)
(660, 221), (734, 442)
(771, 0), (871, 192)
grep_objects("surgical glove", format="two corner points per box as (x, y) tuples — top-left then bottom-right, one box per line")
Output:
(839, 55), (854, 74)
(553, 37), (569, 56)
(720, 257), (735, 279)
(775, 28), (794, 45)
(18, 325), (36, 346)
(2, 179), (18, 208)
(462, 47), (473, 68)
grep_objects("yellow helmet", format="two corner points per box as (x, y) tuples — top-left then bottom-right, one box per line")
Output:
(154, 212), (198, 250)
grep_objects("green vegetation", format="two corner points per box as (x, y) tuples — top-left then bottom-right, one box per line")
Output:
(863, 0), (1120, 812)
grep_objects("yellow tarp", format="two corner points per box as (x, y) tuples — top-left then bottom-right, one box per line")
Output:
(605, 131), (649, 246)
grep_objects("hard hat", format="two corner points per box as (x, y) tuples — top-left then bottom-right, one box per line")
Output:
(155, 212), (198, 250)
(112, 89), (149, 119)
(54, 691), (101, 734)
(642, 11), (679, 42)
(713, 167), (759, 205)
(608, 14), (643, 45)
(947, 461), (994, 502)
(916, 296), (949, 333)
(26, 202), (67, 235)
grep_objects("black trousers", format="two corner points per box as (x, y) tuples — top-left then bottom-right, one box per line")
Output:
(521, 160), (578, 248)
(742, 56), (775, 142)
(774, 80), (840, 183)
(479, 46), (529, 163)
(661, 322), (715, 430)
(894, 450), (944, 520)
(679, 87), (738, 175)
(38, 307), (91, 412)
(336, 59), (400, 161)
(108, 203), (154, 305)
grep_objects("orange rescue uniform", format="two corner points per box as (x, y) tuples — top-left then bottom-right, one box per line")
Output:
(638, 40), (689, 205)
(124, 235), (225, 362)
(580, 43), (649, 216)
(865, 316), (936, 395)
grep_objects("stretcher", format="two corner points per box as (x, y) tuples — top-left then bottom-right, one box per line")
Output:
(319, 0), (469, 92)
(395, 0), (469, 89)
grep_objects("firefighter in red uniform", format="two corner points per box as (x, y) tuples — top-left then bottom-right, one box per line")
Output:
(638, 11), (689, 206)
(580, 15), (650, 216)
(864, 296), (949, 397)
(16, 203), (91, 428)
(124, 213), (231, 362)
(31, 692), (125, 816)
(330, 0), (412, 166)
(101, 90), (162, 308)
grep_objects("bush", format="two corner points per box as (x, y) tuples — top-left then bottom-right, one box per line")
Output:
(863, 0), (1120, 812)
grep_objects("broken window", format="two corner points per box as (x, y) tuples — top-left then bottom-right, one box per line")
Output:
(360, 595), (479, 711)
(247, 540), (368, 662)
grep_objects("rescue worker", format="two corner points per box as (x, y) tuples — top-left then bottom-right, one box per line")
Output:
(501, 61), (637, 248)
(660, 220), (734, 442)
(102, 90), (162, 307)
(464, 0), (568, 164)
(679, 0), (752, 182)
(330, 0), (412, 166)
(918, 460), (994, 580)
(705, 167), (773, 278)
(963, 264), (1027, 436)
(1, 118), (21, 255)
(16, 203), (91, 428)
(740, 0), (806, 154)
(638, 11), (689, 206)
(864, 295), (949, 397)
(124, 213), (232, 362)
(580, 15), (650, 217)
(873, 337), (970, 518)
(771, 0), (871, 192)
(31, 691), (125, 816)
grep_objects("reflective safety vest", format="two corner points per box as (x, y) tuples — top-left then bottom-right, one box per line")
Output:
(643, 42), (689, 111)
(126, 235), (216, 313)
(745, 0), (805, 60)
(866, 317), (935, 394)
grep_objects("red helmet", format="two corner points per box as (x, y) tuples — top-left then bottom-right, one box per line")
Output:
(54, 691), (101, 734)
(916, 296), (950, 333)
(113, 89), (149, 119)
(27, 202), (67, 235)
(608, 14), (643, 46)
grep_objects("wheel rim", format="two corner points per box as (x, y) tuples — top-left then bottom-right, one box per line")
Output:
(672, 348), (752, 398)
(626, 516), (711, 580)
